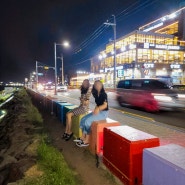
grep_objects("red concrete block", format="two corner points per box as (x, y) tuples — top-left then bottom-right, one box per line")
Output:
(103, 126), (160, 185)
(89, 118), (120, 155)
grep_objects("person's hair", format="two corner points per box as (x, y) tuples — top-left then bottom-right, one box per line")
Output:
(92, 80), (105, 98)
(80, 79), (90, 94)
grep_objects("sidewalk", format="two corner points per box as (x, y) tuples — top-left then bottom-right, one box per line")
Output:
(37, 92), (185, 185)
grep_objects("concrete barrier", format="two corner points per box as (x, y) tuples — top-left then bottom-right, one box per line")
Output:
(89, 118), (120, 156)
(143, 144), (185, 185)
(103, 125), (160, 185)
(71, 114), (84, 138)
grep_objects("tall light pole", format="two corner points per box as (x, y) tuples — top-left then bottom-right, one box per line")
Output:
(104, 15), (117, 89)
(54, 41), (70, 95)
(36, 61), (38, 90)
(54, 42), (57, 95)
(61, 54), (64, 85)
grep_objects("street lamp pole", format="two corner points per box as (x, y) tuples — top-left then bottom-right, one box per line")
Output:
(36, 61), (38, 90)
(113, 15), (117, 89)
(104, 15), (117, 89)
(61, 54), (64, 85)
(54, 42), (57, 95)
(54, 41), (70, 95)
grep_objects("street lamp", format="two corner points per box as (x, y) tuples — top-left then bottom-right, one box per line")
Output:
(104, 15), (117, 89)
(54, 41), (70, 95)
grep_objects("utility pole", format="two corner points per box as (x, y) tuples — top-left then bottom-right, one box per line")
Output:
(104, 15), (117, 89)
(54, 42), (57, 95)
(36, 61), (38, 90)
(61, 54), (64, 85)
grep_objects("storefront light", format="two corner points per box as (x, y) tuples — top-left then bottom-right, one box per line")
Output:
(121, 46), (126, 52)
(102, 53), (107, 58)
(111, 50), (115, 55)
(99, 55), (103, 60)
(161, 17), (166, 22)
(168, 13), (176, 19)
(170, 64), (181, 69)
(129, 44), (136, 49)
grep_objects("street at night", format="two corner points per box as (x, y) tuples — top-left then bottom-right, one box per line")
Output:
(1, 0), (185, 184)
(43, 89), (185, 130)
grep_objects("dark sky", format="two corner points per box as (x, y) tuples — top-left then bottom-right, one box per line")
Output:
(0, 0), (181, 82)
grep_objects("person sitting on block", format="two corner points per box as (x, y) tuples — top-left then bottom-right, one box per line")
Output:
(62, 79), (91, 141)
(74, 80), (109, 147)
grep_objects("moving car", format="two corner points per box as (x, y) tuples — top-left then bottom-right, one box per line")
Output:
(171, 85), (185, 102)
(117, 79), (184, 112)
(44, 83), (55, 90)
(57, 83), (67, 92)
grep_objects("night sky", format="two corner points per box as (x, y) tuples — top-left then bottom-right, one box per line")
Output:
(0, 0), (181, 82)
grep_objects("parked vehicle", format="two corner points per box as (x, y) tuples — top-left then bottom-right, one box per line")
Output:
(117, 79), (184, 112)
(57, 83), (67, 92)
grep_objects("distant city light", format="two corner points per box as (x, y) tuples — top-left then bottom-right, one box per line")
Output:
(77, 71), (88, 74)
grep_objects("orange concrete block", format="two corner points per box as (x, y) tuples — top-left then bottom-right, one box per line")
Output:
(89, 118), (120, 155)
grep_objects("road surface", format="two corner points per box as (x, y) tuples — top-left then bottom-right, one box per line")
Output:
(42, 89), (185, 131)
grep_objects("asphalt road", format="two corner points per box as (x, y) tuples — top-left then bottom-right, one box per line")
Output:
(43, 89), (185, 130)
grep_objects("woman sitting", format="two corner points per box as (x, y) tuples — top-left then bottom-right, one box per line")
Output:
(62, 79), (91, 141)
(75, 80), (109, 147)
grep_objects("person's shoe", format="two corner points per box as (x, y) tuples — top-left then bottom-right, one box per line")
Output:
(73, 138), (82, 143)
(65, 133), (73, 141)
(76, 141), (89, 147)
(61, 132), (67, 139)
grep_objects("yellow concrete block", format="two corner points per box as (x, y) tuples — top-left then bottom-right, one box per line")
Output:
(71, 114), (85, 138)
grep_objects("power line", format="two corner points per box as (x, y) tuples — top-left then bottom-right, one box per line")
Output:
(116, 0), (160, 22)
(71, 0), (161, 66)
(73, 24), (108, 54)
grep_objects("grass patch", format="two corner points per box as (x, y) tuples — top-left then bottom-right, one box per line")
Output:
(16, 89), (43, 125)
(24, 138), (77, 185)
(0, 93), (12, 103)
(5, 89), (79, 185)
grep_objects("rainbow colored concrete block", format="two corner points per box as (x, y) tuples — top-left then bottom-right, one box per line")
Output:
(56, 102), (73, 123)
(143, 144), (185, 185)
(89, 118), (120, 155)
(71, 114), (85, 138)
(103, 125), (160, 185)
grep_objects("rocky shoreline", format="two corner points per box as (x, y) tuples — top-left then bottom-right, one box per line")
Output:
(0, 90), (43, 185)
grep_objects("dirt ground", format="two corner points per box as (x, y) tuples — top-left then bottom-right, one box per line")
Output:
(42, 112), (122, 185)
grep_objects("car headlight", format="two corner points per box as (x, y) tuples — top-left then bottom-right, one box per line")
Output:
(178, 94), (185, 98)
(153, 94), (172, 102)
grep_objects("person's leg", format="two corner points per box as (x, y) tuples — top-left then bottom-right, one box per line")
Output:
(83, 111), (108, 144)
(78, 112), (93, 141)
(79, 112), (93, 131)
(66, 112), (74, 134)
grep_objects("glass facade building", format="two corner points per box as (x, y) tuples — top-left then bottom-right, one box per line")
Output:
(91, 6), (185, 86)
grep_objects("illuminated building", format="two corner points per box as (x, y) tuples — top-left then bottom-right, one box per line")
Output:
(91, 5), (185, 85)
